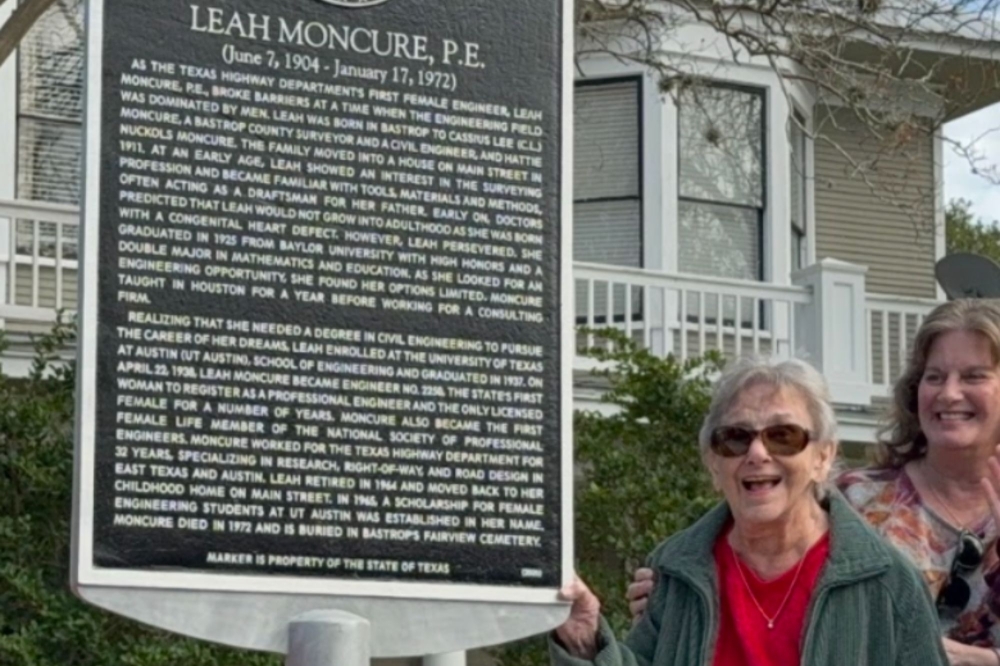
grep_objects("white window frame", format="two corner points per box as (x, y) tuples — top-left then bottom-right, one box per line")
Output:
(10, 0), (84, 271)
(666, 62), (797, 287)
(574, 60), (666, 273)
(675, 80), (767, 282)
(573, 75), (645, 270)
(789, 107), (816, 272)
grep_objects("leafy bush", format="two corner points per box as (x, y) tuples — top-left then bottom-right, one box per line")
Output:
(492, 331), (720, 665)
(0, 321), (278, 666)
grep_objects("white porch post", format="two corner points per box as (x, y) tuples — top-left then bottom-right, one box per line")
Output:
(0, 217), (8, 327)
(792, 259), (871, 407)
(0, 0), (17, 317)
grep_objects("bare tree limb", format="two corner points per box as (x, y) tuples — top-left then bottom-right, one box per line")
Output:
(574, 0), (1000, 223)
(1, 0), (998, 224)
(0, 0), (58, 67)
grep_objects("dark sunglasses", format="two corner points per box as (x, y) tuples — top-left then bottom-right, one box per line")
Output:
(937, 530), (985, 611)
(709, 424), (812, 458)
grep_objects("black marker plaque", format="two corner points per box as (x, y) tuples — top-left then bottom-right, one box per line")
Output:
(83, 0), (565, 590)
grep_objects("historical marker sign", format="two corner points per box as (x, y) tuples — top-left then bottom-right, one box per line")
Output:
(73, 0), (572, 628)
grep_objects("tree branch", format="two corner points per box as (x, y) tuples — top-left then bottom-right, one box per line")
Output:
(574, 0), (1000, 224)
(0, 0), (59, 68)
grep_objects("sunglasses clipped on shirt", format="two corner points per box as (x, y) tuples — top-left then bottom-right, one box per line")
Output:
(937, 530), (986, 611)
(709, 423), (813, 458)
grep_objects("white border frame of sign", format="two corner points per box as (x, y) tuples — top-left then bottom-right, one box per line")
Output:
(72, 0), (575, 656)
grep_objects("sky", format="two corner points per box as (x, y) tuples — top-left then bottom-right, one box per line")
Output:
(944, 101), (1000, 224)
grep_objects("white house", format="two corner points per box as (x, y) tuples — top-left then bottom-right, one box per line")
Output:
(2, 1), (1000, 446)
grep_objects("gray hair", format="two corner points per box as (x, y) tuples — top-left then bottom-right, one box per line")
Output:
(699, 356), (839, 497)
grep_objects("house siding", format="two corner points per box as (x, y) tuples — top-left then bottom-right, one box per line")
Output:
(813, 110), (937, 298)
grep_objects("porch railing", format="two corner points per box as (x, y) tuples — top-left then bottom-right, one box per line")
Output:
(866, 293), (939, 394)
(575, 261), (943, 407)
(573, 262), (812, 364)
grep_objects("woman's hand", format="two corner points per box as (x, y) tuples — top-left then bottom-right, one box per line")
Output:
(555, 576), (602, 659)
(982, 445), (1000, 530)
(626, 567), (655, 624)
(942, 637), (1000, 666)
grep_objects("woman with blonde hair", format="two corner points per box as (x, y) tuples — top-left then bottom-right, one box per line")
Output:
(627, 299), (1000, 665)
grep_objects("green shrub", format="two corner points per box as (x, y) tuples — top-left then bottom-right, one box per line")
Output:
(0, 321), (278, 666)
(491, 330), (720, 665)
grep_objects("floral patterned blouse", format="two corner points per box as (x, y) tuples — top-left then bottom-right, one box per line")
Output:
(837, 466), (1000, 647)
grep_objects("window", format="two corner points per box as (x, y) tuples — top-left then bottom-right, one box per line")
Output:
(790, 112), (808, 271)
(16, 0), (84, 259)
(573, 78), (642, 321)
(573, 79), (642, 266)
(677, 84), (764, 281)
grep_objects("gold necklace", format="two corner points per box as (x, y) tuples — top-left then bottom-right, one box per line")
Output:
(729, 542), (807, 630)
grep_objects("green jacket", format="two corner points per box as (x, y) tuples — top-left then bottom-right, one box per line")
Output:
(551, 493), (947, 666)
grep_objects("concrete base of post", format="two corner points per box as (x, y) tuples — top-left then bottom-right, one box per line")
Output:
(287, 610), (370, 666)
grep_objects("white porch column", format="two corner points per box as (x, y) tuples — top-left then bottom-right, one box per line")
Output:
(0, 215), (8, 326)
(0, 0), (18, 314)
(423, 651), (466, 666)
(792, 259), (871, 407)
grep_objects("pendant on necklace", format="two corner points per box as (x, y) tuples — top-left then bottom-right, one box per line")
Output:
(767, 621), (774, 629)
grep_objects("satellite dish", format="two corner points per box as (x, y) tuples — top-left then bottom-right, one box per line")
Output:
(935, 253), (1000, 299)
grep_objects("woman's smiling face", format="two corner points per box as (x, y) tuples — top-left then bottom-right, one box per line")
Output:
(706, 382), (834, 529)
(918, 329), (1000, 455)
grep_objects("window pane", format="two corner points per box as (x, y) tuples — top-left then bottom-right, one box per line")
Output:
(16, 220), (78, 260)
(678, 201), (759, 280)
(678, 86), (763, 208)
(574, 81), (640, 200)
(17, 118), (82, 205)
(574, 199), (641, 266)
(19, 0), (85, 121)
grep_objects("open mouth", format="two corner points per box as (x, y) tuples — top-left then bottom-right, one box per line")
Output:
(741, 477), (781, 492)
(937, 411), (974, 422)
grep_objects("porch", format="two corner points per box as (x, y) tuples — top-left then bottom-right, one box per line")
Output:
(0, 198), (940, 414)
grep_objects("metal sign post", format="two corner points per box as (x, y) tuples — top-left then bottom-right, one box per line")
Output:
(286, 611), (369, 666)
(73, 0), (574, 659)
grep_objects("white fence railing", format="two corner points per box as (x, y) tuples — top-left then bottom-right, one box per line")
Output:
(0, 198), (80, 325)
(0, 200), (945, 406)
(574, 262), (813, 364)
(866, 293), (939, 393)
(575, 263), (944, 407)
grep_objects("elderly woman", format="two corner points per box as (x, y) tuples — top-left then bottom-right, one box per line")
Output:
(626, 299), (1000, 665)
(554, 357), (946, 666)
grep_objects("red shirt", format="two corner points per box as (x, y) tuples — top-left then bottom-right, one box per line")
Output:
(711, 526), (830, 666)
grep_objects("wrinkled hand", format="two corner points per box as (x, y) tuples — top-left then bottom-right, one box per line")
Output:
(626, 567), (655, 624)
(942, 638), (966, 665)
(555, 576), (602, 659)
